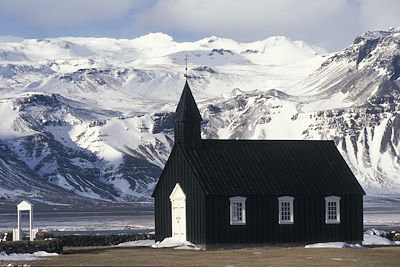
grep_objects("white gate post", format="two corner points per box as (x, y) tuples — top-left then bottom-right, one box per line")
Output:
(29, 206), (33, 241)
(16, 209), (21, 241)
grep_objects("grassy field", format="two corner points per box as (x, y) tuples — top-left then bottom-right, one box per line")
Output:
(1, 245), (398, 267)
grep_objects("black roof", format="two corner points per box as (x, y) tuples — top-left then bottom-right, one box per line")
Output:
(178, 139), (365, 196)
(174, 81), (202, 122)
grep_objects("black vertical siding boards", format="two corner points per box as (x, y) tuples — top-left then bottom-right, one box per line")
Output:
(202, 195), (364, 244)
(154, 148), (206, 244)
(154, 145), (364, 244)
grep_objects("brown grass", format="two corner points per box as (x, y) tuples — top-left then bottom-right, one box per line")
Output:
(2, 245), (400, 267)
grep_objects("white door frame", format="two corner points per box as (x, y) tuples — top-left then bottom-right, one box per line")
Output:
(169, 183), (187, 242)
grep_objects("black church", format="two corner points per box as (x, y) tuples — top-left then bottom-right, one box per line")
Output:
(152, 81), (365, 248)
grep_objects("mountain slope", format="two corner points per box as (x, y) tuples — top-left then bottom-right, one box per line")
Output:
(0, 33), (325, 102)
(288, 28), (400, 110)
(0, 93), (171, 202)
(0, 29), (399, 203)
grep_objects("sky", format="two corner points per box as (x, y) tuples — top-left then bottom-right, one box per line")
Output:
(0, 0), (399, 51)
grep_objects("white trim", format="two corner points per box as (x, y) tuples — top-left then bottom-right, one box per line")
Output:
(169, 183), (186, 201)
(17, 200), (33, 211)
(325, 196), (341, 224)
(278, 196), (294, 224)
(229, 196), (246, 225)
(170, 183), (187, 242)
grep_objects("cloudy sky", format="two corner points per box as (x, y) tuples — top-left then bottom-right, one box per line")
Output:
(0, 0), (399, 51)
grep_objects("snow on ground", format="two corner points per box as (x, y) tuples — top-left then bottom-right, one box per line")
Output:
(362, 234), (394, 245)
(364, 228), (388, 237)
(151, 237), (201, 250)
(115, 237), (201, 250)
(305, 228), (399, 248)
(116, 239), (155, 247)
(0, 251), (58, 261)
(305, 242), (362, 249)
(118, 230), (399, 250)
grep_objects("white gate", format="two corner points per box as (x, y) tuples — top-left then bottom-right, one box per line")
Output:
(169, 183), (187, 242)
(14, 200), (34, 241)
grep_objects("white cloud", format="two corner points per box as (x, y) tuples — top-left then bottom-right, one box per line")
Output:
(0, 0), (399, 51)
(358, 0), (400, 30)
(134, 0), (347, 46)
(133, 0), (400, 51)
(0, 0), (142, 29)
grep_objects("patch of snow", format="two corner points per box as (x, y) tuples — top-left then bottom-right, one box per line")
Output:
(364, 228), (388, 237)
(173, 244), (201, 250)
(360, 30), (393, 41)
(0, 251), (59, 261)
(305, 242), (361, 249)
(116, 239), (155, 247)
(362, 234), (394, 245)
(0, 100), (35, 139)
(151, 237), (200, 250)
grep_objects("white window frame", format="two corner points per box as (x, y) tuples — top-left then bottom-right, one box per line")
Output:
(278, 196), (294, 224)
(325, 196), (341, 224)
(229, 196), (246, 225)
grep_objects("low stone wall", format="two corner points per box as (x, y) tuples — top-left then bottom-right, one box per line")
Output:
(59, 232), (155, 247)
(0, 239), (63, 255)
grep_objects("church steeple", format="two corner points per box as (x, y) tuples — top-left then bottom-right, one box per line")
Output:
(175, 81), (202, 122)
(174, 81), (202, 150)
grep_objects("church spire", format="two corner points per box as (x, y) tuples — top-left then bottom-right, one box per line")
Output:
(184, 54), (188, 79)
(174, 81), (202, 122)
(174, 81), (202, 150)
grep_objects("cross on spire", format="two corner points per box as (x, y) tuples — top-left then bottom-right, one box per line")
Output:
(184, 54), (188, 79)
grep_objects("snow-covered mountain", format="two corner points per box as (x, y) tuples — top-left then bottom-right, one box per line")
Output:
(0, 29), (399, 204)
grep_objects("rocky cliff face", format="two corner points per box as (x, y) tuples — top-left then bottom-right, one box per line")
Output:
(0, 93), (171, 203)
(288, 28), (400, 192)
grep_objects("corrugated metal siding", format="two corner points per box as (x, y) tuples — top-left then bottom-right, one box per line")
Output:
(205, 195), (363, 243)
(182, 140), (365, 196)
(154, 148), (206, 244)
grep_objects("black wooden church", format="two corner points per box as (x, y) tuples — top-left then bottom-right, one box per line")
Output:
(152, 81), (365, 247)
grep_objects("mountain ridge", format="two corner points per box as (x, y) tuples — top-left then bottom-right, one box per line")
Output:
(0, 29), (399, 204)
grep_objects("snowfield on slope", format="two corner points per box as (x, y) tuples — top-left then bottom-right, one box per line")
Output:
(1, 29), (400, 203)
